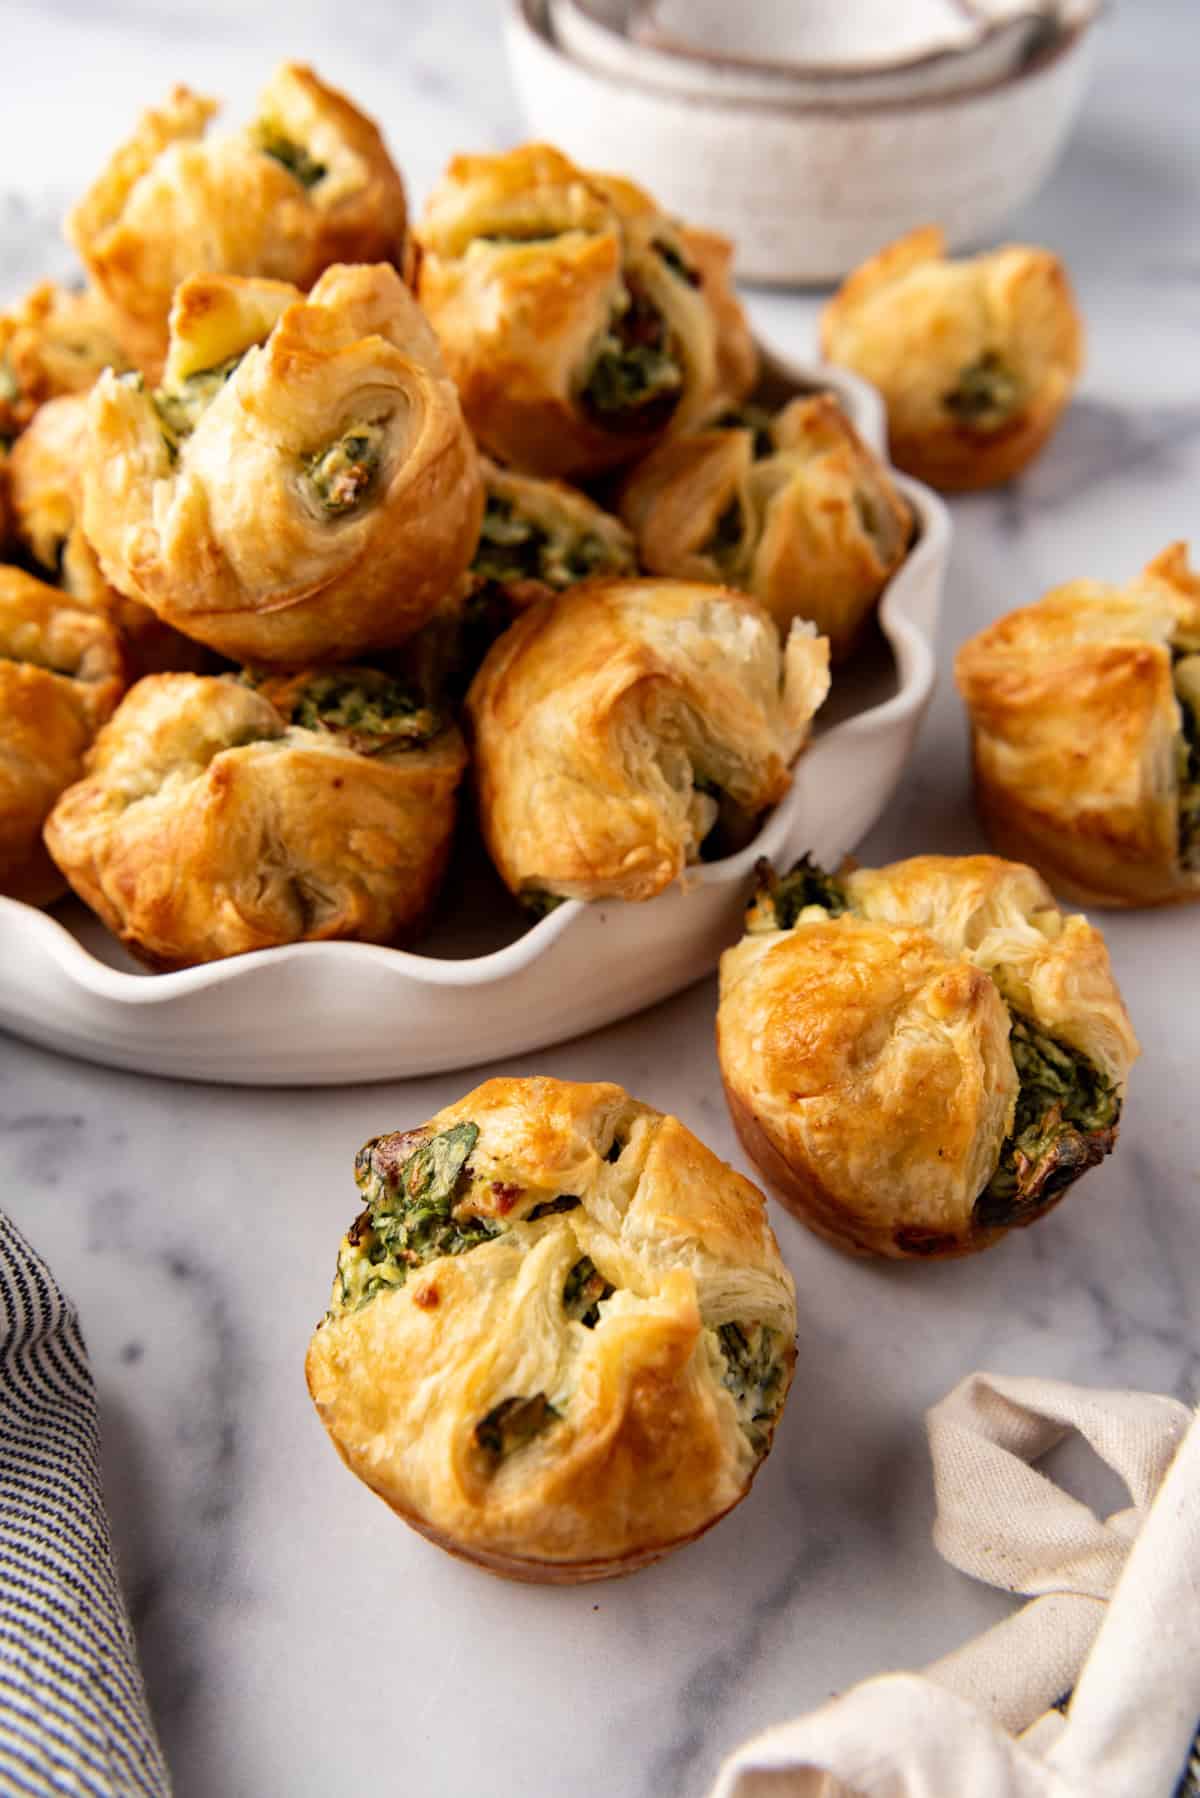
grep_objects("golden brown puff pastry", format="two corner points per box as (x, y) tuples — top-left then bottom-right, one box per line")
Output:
(619, 393), (913, 663)
(0, 566), (124, 905)
(306, 1076), (796, 1582)
(8, 391), (211, 678)
(956, 544), (1200, 909)
(0, 280), (128, 441)
(428, 454), (637, 697)
(820, 226), (1083, 492)
(67, 64), (409, 367)
(415, 144), (756, 478)
(719, 853), (1139, 1260)
(80, 265), (483, 666)
(44, 667), (467, 969)
(466, 577), (830, 905)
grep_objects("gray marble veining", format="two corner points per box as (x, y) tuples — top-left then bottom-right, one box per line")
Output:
(3, 2), (1200, 1793)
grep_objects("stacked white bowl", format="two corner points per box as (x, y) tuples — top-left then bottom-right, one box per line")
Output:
(504, 0), (1100, 283)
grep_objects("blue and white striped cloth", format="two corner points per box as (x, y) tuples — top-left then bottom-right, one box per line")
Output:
(0, 1215), (169, 1796)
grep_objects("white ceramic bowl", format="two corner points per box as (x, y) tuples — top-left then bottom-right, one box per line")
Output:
(508, 0), (1096, 284)
(0, 355), (948, 1086)
(554, 0), (1062, 109)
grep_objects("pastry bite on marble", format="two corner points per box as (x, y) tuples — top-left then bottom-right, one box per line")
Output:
(415, 143), (756, 478)
(718, 853), (1138, 1260)
(0, 565), (124, 906)
(619, 393), (913, 663)
(956, 543), (1200, 908)
(44, 666), (466, 969)
(67, 63), (409, 366)
(306, 1076), (796, 1582)
(466, 577), (830, 906)
(81, 266), (483, 665)
(8, 390), (211, 678)
(820, 226), (1083, 492)
(0, 281), (128, 442)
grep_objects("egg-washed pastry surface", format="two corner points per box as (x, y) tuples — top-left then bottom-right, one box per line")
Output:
(956, 543), (1200, 908)
(8, 391), (211, 678)
(466, 577), (830, 905)
(81, 265), (482, 665)
(619, 393), (913, 662)
(44, 667), (466, 969)
(820, 226), (1082, 492)
(0, 565), (125, 906)
(415, 143), (756, 478)
(306, 1076), (796, 1581)
(718, 854), (1138, 1260)
(0, 281), (129, 443)
(67, 63), (408, 367)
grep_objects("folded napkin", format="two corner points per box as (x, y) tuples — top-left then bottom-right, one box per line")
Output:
(710, 1373), (1200, 1797)
(0, 1215), (169, 1796)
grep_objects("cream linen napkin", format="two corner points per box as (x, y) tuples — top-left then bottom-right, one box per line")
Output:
(709, 1373), (1200, 1798)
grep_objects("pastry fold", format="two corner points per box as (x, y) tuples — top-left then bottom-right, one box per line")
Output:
(0, 281), (128, 441)
(955, 543), (1200, 907)
(0, 566), (125, 905)
(820, 226), (1082, 492)
(620, 393), (913, 661)
(44, 668), (467, 967)
(416, 143), (756, 477)
(466, 577), (830, 903)
(306, 1076), (796, 1581)
(68, 63), (409, 365)
(718, 854), (1138, 1259)
(81, 265), (483, 665)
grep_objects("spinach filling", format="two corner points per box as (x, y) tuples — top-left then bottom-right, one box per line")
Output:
(702, 500), (746, 577)
(716, 1322), (788, 1453)
(247, 668), (442, 754)
(1173, 656), (1200, 870)
(333, 1122), (498, 1313)
(974, 1014), (1120, 1231)
(580, 281), (683, 435)
(942, 351), (1021, 431)
(716, 405), (776, 460)
(747, 855), (849, 931)
(305, 424), (386, 518)
(472, 495), (623, 590)
(474, 1393), (558, 1461)
(255, 120), (327, 188)
(152, 352), (245, 451)
(563, 1256), (613, 1328)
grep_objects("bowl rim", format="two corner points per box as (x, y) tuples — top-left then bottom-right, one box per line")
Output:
(515, 0), (1095, 120)
(569, 0), (1066, 87)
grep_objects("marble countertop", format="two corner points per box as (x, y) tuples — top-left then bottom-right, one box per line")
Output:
(3, 2), (1199, 1793)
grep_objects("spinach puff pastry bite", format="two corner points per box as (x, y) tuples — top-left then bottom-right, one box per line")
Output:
(81, 265), (482, 665)
(619, 393), (913, 663)
(433, 455), (636, 695)
(44, 667), (465, 968)
(415, 144), (756, 478)
(67, 63), (408, 366)
(820, 227), (1082, 492)
(306, 1076), (796, 1581)
(0, 566), (124, 905)
(8, 391), (209, 677)
(466, 578), (830, 904)
(0, 280), (128, 442)
(718, 854), (1138, 1260)
(956, 543), (1200, 907)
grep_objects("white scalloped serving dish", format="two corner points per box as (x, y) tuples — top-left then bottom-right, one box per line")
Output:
(0, 354), (948, 1085)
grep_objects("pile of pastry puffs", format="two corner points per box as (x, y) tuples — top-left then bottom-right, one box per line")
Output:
(0, 62), (919, 963)
(4, 60), (1193, 1582)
